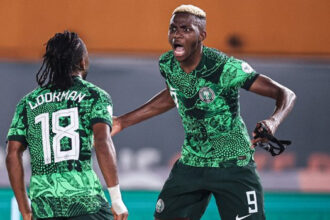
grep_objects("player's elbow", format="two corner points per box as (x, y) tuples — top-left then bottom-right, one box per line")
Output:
(5, 152), (18, 169)
(286, 88), (297, 106)
(5, 154), (11, 168)
(276, 86), (296, 104)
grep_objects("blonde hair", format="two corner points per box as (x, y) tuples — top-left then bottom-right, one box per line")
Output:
(172, 4), (206, 18)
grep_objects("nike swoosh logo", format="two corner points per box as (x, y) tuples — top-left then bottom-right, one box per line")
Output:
(235, 214), (251, 220)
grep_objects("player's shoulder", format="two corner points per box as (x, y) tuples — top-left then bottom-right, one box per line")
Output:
(18, 87), (43, 104)
(203, 46), (229, 64)
(224, 56), (255, 74)
(225, 56), (243, 66)
(159, 50), (175, 77)
(159, 50), (174, 64)
(78, 78), (111, 100)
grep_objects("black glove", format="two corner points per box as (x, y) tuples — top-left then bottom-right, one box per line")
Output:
(253, 122), (292, 156)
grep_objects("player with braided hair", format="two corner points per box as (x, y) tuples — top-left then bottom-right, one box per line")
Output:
(36, 31), (86, 90)
(6, 31), (128, 220)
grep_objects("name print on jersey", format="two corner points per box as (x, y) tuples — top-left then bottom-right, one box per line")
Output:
(29, 90), (86, 110)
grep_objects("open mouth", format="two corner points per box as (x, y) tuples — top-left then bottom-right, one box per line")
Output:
(173, 43), (185, 57)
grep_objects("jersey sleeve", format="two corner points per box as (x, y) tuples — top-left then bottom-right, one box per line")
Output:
(159, 66), (166, 78)
(159, 58), (166, 78)
(159, 51), (174, 79)
(222, 57), (259, 90)
(90, 90), (113, 130)
(7, 98), (28, 146)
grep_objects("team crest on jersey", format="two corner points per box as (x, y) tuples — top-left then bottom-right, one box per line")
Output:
(199, 87), (215, 103)
(241, 62), (254, 74)
(156, 198), (165, 213)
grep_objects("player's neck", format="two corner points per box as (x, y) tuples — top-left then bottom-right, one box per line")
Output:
(179, 44), (203, 74)
(72, 71), (84, 79)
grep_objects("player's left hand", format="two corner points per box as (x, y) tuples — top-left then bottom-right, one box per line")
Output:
(111, 207), (128, 220)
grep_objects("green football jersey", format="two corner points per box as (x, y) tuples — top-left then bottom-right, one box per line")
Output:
(159, 47), (259, 167)
(7, 76), (113, 218)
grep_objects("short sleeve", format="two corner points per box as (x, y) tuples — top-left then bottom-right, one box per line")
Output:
(160, 68), (166, 78)
(90, 91), (113, 130)
(222, 57), (259, 90)
(159, 60), (166, 78)
(7, 98), (28, 146)
(159, 51), (174, 79)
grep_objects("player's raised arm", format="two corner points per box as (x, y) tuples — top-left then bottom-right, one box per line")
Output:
(249, 74), (296, 144)
(93, 123), (128, 220)
(6, 141), (32, 220)
(112, 87), (175, 136)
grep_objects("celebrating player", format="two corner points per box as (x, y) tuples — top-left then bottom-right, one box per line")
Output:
(6, 31), (128, 220)
(112, 5), (296, 220)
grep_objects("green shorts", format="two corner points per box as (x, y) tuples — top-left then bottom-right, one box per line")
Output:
(154, 160), (265, 220)
(36, 199), (113, 220)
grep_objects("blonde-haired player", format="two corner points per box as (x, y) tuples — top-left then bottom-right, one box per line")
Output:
(113, 4), (296, 220)
(172, 4), (206, 18)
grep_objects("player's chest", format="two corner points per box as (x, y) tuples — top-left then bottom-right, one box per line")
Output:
(166, 75), (237, 113)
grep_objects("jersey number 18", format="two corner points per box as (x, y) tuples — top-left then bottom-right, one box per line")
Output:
(35, 107), (80, 164)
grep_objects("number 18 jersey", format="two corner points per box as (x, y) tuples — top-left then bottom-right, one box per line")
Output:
(7, 76), (113, 218)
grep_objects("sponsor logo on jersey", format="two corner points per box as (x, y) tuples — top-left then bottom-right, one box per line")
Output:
(155, 198), (165, 213)
(199, 87), (215, 103)
(241, 62), (254, 74)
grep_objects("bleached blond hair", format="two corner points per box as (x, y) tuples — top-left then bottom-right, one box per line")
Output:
(172, 4), (206, 18)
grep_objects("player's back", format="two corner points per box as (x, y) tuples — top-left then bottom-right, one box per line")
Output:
(8, 76), (113, 218)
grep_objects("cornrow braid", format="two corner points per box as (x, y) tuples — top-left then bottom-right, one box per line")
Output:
(36, 31), (86, 90)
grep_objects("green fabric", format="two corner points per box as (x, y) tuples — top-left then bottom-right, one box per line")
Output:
(154, 160), (265, 220)
(35, 197), (113, 220)
(159, 46), (259, 167)
(7, 77), (113, 218)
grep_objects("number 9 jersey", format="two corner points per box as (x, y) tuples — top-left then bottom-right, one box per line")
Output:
(7, 76), (113, 218)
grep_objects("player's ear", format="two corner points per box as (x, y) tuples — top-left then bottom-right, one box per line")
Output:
(80, 55), (89, 71)
(199, 30), (207, 42)
(79, 58), (86, 71)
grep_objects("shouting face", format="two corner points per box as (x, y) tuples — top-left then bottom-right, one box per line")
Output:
(168, 13), (206, 63)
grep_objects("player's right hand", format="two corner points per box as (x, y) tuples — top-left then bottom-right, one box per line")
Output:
(111, 205), (128, 220)
(111, 116), (124, 136)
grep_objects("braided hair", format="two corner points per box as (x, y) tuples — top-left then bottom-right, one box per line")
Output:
(36, 31), (86, 90)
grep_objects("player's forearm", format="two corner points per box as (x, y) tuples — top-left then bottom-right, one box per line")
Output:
(6, 153), (31, 215)
(94, 138), (119, 187)
(119, 88), (175, 129)
(95, 138), (128, 215)
(249, 75), (296, 134)
(268, 87), (296, 130)
(93, 124), (128, 215)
